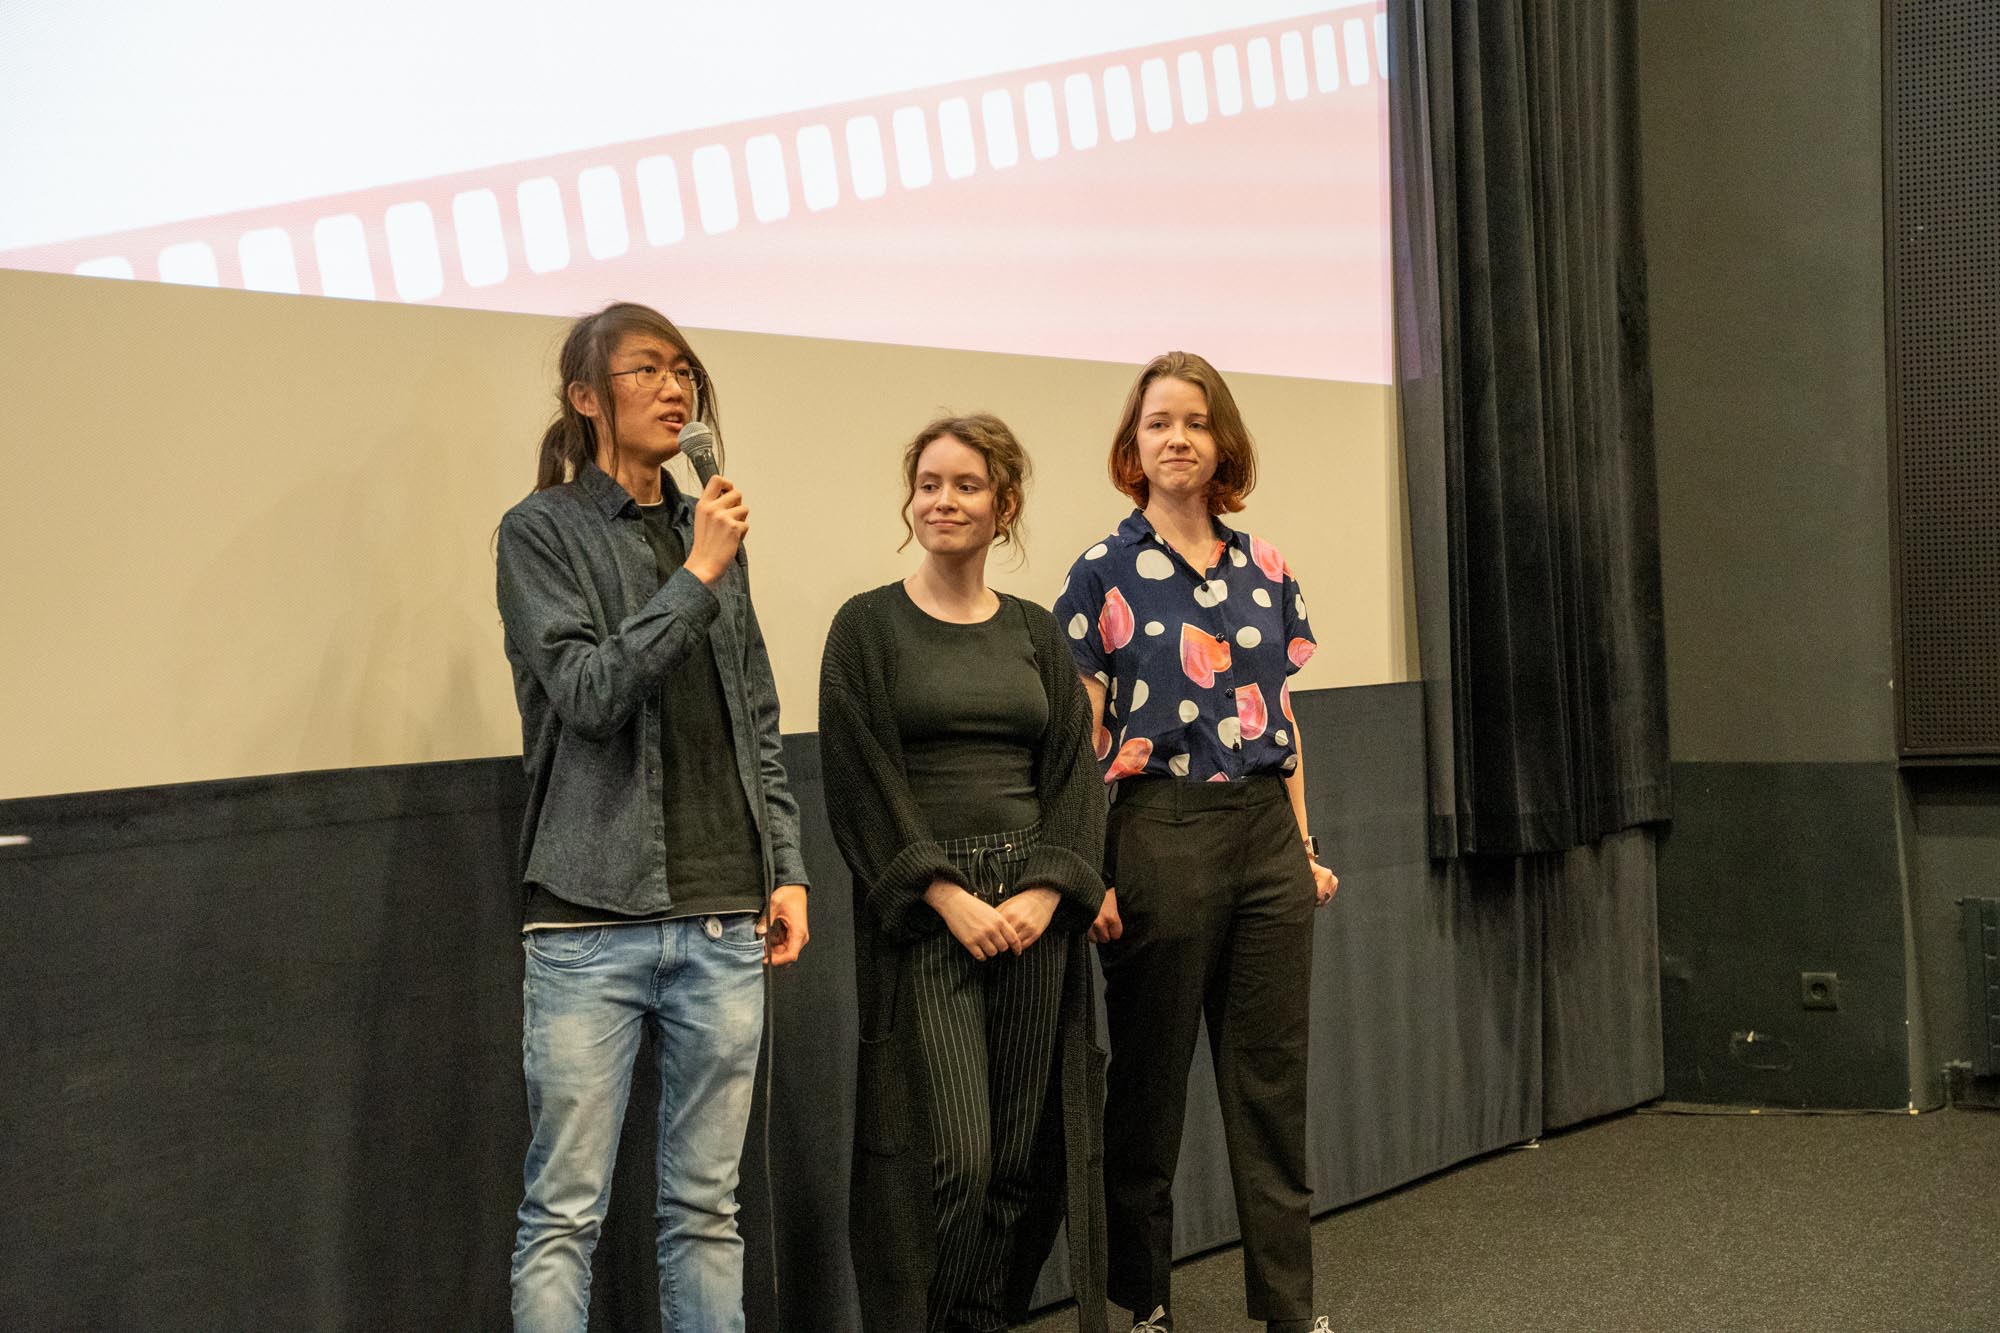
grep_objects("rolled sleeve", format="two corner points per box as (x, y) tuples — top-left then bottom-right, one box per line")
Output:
(1052, 560), (1110, 679)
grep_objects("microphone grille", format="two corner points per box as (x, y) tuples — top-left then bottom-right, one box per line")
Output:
(679, 421), (719, 482)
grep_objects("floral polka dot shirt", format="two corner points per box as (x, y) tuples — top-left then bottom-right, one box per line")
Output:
(1054, 509), (1317, 785)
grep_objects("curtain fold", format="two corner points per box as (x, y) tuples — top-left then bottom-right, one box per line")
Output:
(1390, 0), (1671, 858)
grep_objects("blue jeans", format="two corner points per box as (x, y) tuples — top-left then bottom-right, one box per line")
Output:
(511, 915), (766, 1333)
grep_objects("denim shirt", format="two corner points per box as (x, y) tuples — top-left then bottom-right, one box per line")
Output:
(495, 461), (809, 914)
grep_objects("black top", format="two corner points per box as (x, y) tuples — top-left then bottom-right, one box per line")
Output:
(522, 501), (764, 927)
(887, 584), (1047, 840)
(818, 581), (1109, 1330)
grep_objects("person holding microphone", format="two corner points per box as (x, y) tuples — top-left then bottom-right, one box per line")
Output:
(1054, 352), (1337, 1333)
(495, 302), (809, 1333)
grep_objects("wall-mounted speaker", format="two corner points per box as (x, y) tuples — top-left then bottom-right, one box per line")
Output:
(1887, 0), (2000, 756)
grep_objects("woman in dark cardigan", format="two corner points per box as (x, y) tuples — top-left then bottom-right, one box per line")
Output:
(819, 413), (1108, 1333)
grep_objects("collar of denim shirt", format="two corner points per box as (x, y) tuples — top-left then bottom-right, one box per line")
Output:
(577, 458), (693, 525)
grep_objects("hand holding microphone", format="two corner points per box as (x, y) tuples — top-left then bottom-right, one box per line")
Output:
(679, 421), (747, 585)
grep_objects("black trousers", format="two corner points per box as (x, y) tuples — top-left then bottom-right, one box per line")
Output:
(913, 827), (1067, 1333)
(1099, 776), (1315, 1322)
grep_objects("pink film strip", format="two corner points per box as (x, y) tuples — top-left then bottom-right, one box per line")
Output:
(3, 8), (1391, 383)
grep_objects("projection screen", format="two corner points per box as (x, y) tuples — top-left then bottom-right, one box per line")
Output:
(0, 1), (1389, 383)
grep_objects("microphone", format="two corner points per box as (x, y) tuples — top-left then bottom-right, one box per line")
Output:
(677, 419), (747, 568)
(679, 420), (720, 487)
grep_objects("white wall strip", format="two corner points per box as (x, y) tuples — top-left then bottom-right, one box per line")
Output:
(1103, 66), (1138, 142)
(1024, 81), (1060, 160)
(1313, 25), (1342, 92)
(1063, 74), (1099, 150)
(1140, 58), (1174, 132)
(384, 202), (443, 300)
(845, 116), (888, 199)
(1247, 38), (1278, 108)
(577, 166), (631, 258)
(981, 89), (1020, 169)
(691, 146), (740, 234)
(313, 214), (374, 299)
(158, 241), (219, 287)
(938, 97), (978, 179)
(452, 189), (509, 286)
(516, 177), (571, 272)
(1175, 52), (1207, 124)
(1213, 44), (1245, 117)
(1281, 31), (1310, 100)
(797, 125), (841, 210)
(1344, 17), (1372, 85)
(634, 155), (686, 245)
(892, 107), (933, 189)
(745, 134), (791, 221)
(238, 227), (300, 294)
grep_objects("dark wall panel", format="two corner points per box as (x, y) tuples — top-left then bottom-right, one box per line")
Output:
(1658, 762), (1909, 1108)
(1639, 0), (1894, 767)
(1906, 771), (2000, 1096)
(0, 762), (527, 1330)
(0, 684), (1658, 1329)
(1638, 0), (1930, 1109)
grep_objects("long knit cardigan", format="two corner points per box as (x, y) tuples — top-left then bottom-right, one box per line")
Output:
(818, 584), (1108, 1333)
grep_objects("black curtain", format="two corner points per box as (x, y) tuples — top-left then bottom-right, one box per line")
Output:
(1390, 0), (1671, 858)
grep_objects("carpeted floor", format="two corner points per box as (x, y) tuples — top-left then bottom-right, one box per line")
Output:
(1021, 1105), (2000, 1332)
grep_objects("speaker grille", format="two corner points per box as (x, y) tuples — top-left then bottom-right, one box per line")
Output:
(1890, 0), (2000, 754)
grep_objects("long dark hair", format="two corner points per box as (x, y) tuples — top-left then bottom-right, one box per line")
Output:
(534, 302), (721, 491)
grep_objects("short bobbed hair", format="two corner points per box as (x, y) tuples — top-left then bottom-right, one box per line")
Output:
(1108, 351), (1257, 514)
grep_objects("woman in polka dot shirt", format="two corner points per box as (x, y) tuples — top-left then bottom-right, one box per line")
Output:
(1054, 351), (1338, 1333)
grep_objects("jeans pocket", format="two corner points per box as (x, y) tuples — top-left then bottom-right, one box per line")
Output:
(854, 1032), (908, 1157)
(710, 913), (767, 957)
(523, 926), (609, 968)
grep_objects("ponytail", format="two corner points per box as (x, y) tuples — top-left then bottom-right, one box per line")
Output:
(531, 302), (718, 492)
(535, 411), (595, 491)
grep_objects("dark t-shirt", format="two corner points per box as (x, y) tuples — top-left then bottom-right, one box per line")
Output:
(888, 585), (1047, 840)
(522, 501), (764, 928)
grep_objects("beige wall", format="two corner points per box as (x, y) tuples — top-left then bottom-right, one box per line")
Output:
(0, 267), (1410, 798)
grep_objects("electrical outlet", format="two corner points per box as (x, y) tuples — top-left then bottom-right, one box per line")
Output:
(1800, 971), (1841, 1010)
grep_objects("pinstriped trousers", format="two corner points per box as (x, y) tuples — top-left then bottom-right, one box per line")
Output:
(911, 826), (1067, 1333)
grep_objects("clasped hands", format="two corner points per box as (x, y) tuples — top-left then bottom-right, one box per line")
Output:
(924, 879), (1059, 960)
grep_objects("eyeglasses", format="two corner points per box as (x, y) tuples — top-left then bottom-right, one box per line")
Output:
(608, 364), (702, 394)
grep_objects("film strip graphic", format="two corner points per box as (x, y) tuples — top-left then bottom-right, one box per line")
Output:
(2, 5), (1390, 383)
